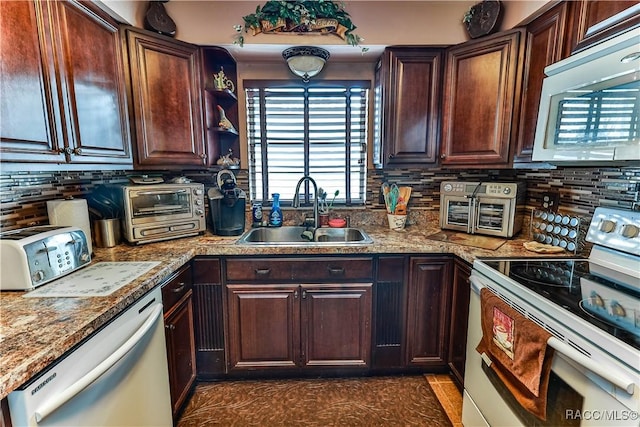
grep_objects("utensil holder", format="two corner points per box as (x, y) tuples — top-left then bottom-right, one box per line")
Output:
(93, 219), (121, 248)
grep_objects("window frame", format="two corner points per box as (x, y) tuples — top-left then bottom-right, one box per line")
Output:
(244, 79), (370, 207)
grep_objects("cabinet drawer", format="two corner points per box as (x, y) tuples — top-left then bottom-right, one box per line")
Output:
(162, 265), (193, 313)
(226, 258), (374, 282)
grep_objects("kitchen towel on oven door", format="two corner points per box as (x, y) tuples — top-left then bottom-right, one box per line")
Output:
(476, 288), (555, 420)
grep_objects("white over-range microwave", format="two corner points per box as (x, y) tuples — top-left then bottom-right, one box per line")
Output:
(532, 27), (640, 164)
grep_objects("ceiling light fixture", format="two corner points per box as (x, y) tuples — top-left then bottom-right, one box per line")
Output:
(282, 46), (330, 82)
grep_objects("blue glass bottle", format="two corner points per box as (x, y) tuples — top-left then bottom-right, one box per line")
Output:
(269, 193), (283, 227)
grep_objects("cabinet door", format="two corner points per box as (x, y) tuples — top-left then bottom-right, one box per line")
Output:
(164, 290), (196, 419)
(514, 2), (570, 163)
(375, 48), (444, 167)
(0, 0), (65, 163)
(126, 27), (206, 168)
(441, 29), (524, 167)
(406, 257), (452, 368)
(54, 1), (132, 164)
(227, 284), (300, 370)
(302, 284), (372, 368)
(570, 1), (639, 53)
(448, 258), (471, 390)
(192, 258), (225, 378)
(373, 256), (406, 369)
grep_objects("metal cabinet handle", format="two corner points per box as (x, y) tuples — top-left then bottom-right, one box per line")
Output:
(171, 282), (185, 293)
(327, 267), (345, 276)
(255, 268), (271, 277)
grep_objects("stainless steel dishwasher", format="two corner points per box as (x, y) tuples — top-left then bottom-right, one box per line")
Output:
(8, 287), (172, 426)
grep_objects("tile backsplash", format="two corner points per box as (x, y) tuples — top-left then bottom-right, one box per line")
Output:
(1, 166), (639, 232)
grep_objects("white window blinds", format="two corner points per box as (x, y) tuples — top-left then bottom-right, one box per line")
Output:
(245, 82), (369, 206)
(554, 80), (640, 146)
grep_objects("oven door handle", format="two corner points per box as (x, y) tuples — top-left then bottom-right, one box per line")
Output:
(469, 274), (636, 395)
(547, 337), (635, 395)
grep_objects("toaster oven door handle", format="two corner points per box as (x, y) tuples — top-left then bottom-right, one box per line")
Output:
(135, 189), (187, 196)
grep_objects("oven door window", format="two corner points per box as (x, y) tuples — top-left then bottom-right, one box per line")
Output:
(446, 199), (471, 226)
(476, 201), (506, 231)
(130, 190), (191, 219)
(482, 362), (584, 426)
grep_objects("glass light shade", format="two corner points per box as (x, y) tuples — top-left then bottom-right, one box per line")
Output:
(282, 46), (330, 82)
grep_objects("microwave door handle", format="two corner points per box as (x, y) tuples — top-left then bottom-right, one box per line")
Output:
(136, 189), (187, 196)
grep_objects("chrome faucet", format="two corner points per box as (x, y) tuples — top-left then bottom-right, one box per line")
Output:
(292, 175), (319, 229)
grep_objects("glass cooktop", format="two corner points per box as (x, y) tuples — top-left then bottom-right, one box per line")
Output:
(481, 258), (640, 350)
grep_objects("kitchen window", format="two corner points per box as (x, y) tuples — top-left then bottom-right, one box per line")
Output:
(245, 80), (369, 206)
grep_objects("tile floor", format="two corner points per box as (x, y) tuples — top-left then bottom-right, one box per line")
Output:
(425, 374), (464, 427)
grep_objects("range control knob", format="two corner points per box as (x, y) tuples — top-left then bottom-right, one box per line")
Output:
(620, 224), (639, 238)
(599, 219), (617, 233)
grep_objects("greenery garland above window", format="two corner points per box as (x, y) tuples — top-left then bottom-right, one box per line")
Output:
(233, 0), (368, 52)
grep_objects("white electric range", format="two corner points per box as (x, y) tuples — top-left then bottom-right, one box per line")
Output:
(463, 207), (640, 426)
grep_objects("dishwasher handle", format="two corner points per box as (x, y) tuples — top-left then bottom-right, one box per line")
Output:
(34, 303), (164, 423)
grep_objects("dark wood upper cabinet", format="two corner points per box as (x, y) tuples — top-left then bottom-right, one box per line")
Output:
(1, 0), (132, 167)
(440, 29), (525, 168)
(568, 1), (640, 54)
(514, 2), (570, 163)
(126, 27), (206, 168)
(374, 47), (444, 168)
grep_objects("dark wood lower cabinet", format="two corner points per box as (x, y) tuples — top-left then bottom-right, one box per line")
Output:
(405, 257), (453, 369)
(448, 259), (471, 390)
(372, 256), (406, 370)
(161, 264), (196, 420)
(226, 283), (372, 371)
(189, 254), (468, 379)
(192, 258), (225, 379)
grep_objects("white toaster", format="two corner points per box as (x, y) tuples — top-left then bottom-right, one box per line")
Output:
(0, 225), (91, 291)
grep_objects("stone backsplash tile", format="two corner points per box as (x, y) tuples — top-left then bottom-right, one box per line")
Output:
(1, 166), (638, 232)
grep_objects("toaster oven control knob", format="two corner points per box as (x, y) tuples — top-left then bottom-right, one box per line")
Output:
(32, 270), (45, 283)
(195, 199), (203, 206)
(80, 252), (90, 262)
(194, 189), (203, 195)
(599, 219), (617, 233)
(620, 224), (639, 238)
(503, 187), (511, 195)
(196, 209), (204, 216)
(443, 183), (453, 192)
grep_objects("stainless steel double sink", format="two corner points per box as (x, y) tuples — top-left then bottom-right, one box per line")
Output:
(236, 226), (373, 246)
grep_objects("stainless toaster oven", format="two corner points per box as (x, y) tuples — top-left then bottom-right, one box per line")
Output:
(121, 183), (206, 245)
(439, 181), (526, 238)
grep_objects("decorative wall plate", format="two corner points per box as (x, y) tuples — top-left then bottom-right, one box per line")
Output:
(464, 0), (502, 39)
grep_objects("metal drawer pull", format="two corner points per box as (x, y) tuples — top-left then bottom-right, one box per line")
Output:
(171, 282), (185, 293)
(327, 267), (345, 276)
(255, 268), (271, 277)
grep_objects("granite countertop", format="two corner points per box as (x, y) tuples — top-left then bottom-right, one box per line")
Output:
(0, 211), (579, 399)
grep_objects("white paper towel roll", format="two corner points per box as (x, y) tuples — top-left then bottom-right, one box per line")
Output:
(47, 198), (93, 255)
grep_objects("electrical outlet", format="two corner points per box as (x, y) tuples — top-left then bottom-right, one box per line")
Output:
(541, 192), (559, 212)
